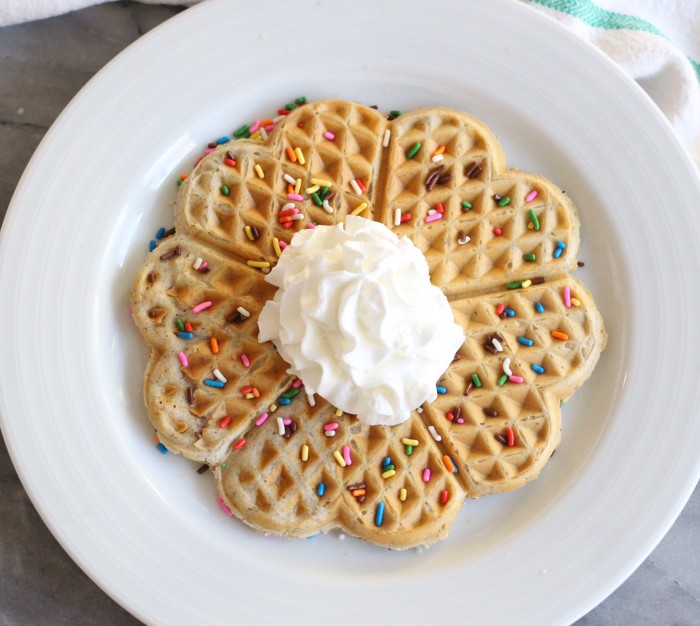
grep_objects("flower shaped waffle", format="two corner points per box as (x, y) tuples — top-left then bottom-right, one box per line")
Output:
(130, 100), (606, 549)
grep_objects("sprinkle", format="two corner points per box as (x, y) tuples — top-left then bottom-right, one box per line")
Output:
(240, 354), (250, 368)
(333, 450), (347, 467)
(394, 208), (402, 226)
(497, 374), (508, 386)
(322, 199), (334, 213)
(465, 161), (482, 179)
(294, 147), (305, 165)
(551, 330), (569, 341)
(247, 260), (271, 269)
(311, 178), (333, 188)
(294, 178), (302, 194)
(317, 483), (325, 497)
(557, 241), (567, 249)
(425, 213), (443, 223)
(383, 129), (391, 147)
(526, 189), (539, 202)
(204, 380), (224, 388)
(350, 179), (363, 195)
(323, 131), (335, 140)
(428, 425), (442, 441)
(440, 490), (450, 505)
(155, 227), (166, 240)
(571, 297), (581, 307)
(216, 495), (233, 516)
(335, 408), (343, 416)
(509, 375), (524, 384)
(498, 196), (511, 207)
(324, 422), (339, 431)
(269, 404), (277, 412)
(536, 302), (545, 313)
(224, 158), (236, 168)
(306, 185), (320, 194)
(532, 364), (545, 374)
(523, 253), (537, 261)
(461, 200), (473, 210)
(507, 281), (522, 289)
(457, 231), (471, 245)
(285, 146), (297, 162)
(492, 337), (503, 352)
(350, 202), (368, 216)
(255, 412), (269, 426)
(401, 438), (419, 447)
(400, 212), (412, 223)
(198, 262), (208, 272)
(505, 308), (516, 317)
(237, 306), (251, 318)
(375, 502), (385, 526)
(506, 426), (515, 447)
(405, 445), (414, 455)
(437, 385), (449, 395)
(193, 257), (203, 270)
(156, 443), (168, 454)
(325, 430), (336, 437)
(493, 227), (503, 236)
(399, 488), (407, 501)
(382, 469), (396, 479)
(293, 378), (304, 388)
(186, 386), (194, 404)
(276, 417), (285, 435)
(563, 286), (572, 308)
(529, 209), (540, 231)
(213, 368), (227, 383)
(184, 322), (193, 332)
(244, 226), (254, 241)
(220, 185), (230, 196)
(306, 390), (316, 406)
(406, 142), (421, 158)
(177, 352), (188, 367)
(522, 279), (532, 289)
(301, 445), (309, 462)
(471, 373), (482, 388)
(192, 300), (213, 313)
(254, 164), (265, 179)
(233, 123), (250, 138)
(178, 332), (193, 339)
(422, 468), (431, 483)
(503, 358), (513, 376)
(518, 337), (533, 346)
(273, 237), (283, 257)
(278, 397), (291, 405)
(149, 240), (156, 252)
(554, 247), (563, 259)
(233, 438), (246, 450)
(495, 304), (506, 316)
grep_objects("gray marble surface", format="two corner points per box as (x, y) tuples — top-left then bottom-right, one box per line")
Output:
(0, 3), (699, 625)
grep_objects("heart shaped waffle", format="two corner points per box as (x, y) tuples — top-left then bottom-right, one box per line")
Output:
(130, 100), (606, 548)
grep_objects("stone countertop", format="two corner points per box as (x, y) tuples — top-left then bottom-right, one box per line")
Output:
(0, 3), (698, 624)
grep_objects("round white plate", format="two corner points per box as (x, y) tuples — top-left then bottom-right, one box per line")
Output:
(2, 0), (700, 624)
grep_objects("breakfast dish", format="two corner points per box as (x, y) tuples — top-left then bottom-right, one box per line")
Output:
(130, 99), (606, 548)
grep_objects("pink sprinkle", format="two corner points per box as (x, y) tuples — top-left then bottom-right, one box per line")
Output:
(422, 468), (432, 483)
(324, 422), (339, 431)
(216, 495), (233, 517)
(307, 223), (315, 229)
(457, 418), (465, 424)
(255, 412), (269, 426)
(248, 119), (261, 134)
(509, 375), (524, 384)
(205, 148), (215, 155)
(563, 286), (572, 308)
(425, 213), (443, 223)
(342, 445), (352, 466)
(292, 378), (303, 388)
(526, 189), (539, 202)
(279, 241), (288, 250)
(323, 131), (335, 140)
(192, 300), (213, 313)
(264, 123), (276, 133)
(177, 351), (188, 367)
(198, 261), (208, 271)
(241, 353), (250, 368)
(283, 418), (292, 425)
(288, 193), (304, 201)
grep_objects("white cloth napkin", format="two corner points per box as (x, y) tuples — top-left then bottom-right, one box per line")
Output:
(2, 0), (698, 166)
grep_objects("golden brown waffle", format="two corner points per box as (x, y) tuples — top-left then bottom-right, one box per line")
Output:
(130, 100), (606, 548)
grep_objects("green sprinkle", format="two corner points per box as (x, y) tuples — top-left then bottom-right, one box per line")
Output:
(284, 102), (297, 111)
(281, 388), (300, 399)
(384, 464), (395, 472)
(471, 373), (482, 388)
(507, 281), (523, 289)
(498, 196), (511, 207)
(320, 186), (330, 199)
(523, 253), (537, 261)
(176, 179), (183, 187)
(390, 110), (401, 117)
(233, 124), (250, 138)
(175, 317), (185, 332)
(221, 463), (227, 469)
(295, 96), (307, 105)
(406, 142), (422, 159)
(497, 374), (508, 387)
(220, 185), (230, 196)
(406, 445), (414, 456)
(461, 200), (473, 210)
(311, 192), (323, 206)
(529, 209), (540, 231)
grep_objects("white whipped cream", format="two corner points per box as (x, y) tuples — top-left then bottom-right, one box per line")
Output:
(257, 216), (464, 426)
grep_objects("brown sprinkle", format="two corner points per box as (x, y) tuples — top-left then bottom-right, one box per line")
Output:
(186, 386), (195, 405)
(578, 261), (585, 267)
(347, 483), (366, 491)
(483, 343), (498, 355)
(146, 272), (156, 283)
(454, 406), (462, 421)
(197, 464), (209, 474)
(464, 381), (474, 397)
(484, 408), (499, 417)
(531, 276), (545, 285)
(495, 434), (508, 445)
(227, 311), (245, 324)
(162, 227), (176, 238)
(436, 171), (452, 185)
(225, 150), (235, 161)
(424, 164), (446, 190)
(251, 226), (260, 240)
(465, 161), (483, 179)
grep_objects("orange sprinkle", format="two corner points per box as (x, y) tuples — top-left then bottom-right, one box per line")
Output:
(154, 432), (161, 444)
(210, 337), (219, 354)
(260, 118), (273, 126)
(287, 183), (295, 194)
(351, 489), (366, 497)
(179, 173), (188, 181)
(551, 331), (569, 341)
(432, 145), (446, 157)
(252, 387), (260, 398)
(286, 146), (297, 162)
(442, 455), (456, 473)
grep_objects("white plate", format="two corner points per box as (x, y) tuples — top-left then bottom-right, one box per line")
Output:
(2, 0), (700, 624)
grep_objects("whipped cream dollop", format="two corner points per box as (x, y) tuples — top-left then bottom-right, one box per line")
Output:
(258, 216), (464, 426)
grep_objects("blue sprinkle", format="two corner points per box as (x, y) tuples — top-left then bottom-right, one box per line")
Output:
(375, 502), (385, 527)
(532, 364), (545, 374)
(536, 302), (545, 314)
(556, 240), (566, 249)
(178, 332), (193, 339)
(149, 240), (156, 252)
(216, 136), (231, 144)
(204, 379), (224, 388)
(156, 443), (168, 454)
(155, 227), (166, 240)
(383, 457), (392, 468)
(554, 247), (563, 259)
(317, 482), (325, 497)
(517, 337), (533, 346)
(436, 385), (447, 394)
(505, 308), (516, 317)
(449, 456), (459, 474)
(278, 397), (291, 405)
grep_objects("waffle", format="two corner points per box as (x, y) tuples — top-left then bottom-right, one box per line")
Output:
(130, 100), (606, 548)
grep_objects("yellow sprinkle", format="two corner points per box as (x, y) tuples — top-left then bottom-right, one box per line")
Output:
(254, 163), (265, 179)
(305, 185), (320, 194)
(295, 178), (302, 194)
(270, 403), (278, 413)
(401, 438), (419, 446)
(244, 225), (254, 241)
(335, 408), (343, 417)
(382, 469), (396, 479)
(247, 260), (271, 268)
(399, 488), (407, 502)
(528, 223), (534, 230)
(571, 297), (581, 307)
(294, 147), (305, 165)
(245, 393), (255, 400)
(250, 131), (262, 141)
(350, 202), (369, 216)
(333, 450), (347, 467)
(301, 444), (309, 462)
(273, 237), (282, 258)
(521, 279), (532, 288)
(311, 178), (333, 187)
